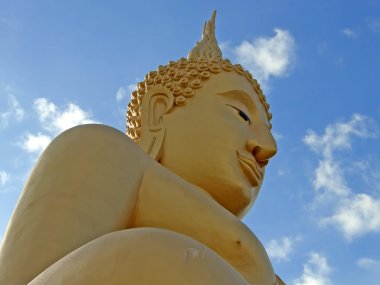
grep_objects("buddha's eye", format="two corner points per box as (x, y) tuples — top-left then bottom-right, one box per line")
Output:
(238, 110), (251, 124)
(226, 104), (251, 124)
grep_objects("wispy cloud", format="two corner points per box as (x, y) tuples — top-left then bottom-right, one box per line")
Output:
(0, 87), (25, 128)
(18, 98), (98, 155)
(116, 83), (136, 101)
(116, 84), (135, 102)
(368, 18), (380, 33)
(304, 114), (380, 240)
(116, 87), (127, 101)
(266, 236), (298, 262)
(341, 28), (359, 38)
(218, 41), (235, 59)
(0, 171), (10, 186)
(304, 114), (376, 198)
(357, 257), (380, 272)
(353, 160), (380, 191)
(219, 41), (231, 54)
(272, 131), (284, 141)
(234, 28), (296, 84)
(0, 170), (11, 193)
(293, 252), (332, 285)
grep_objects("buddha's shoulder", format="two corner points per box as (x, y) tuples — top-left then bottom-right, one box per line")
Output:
(54, 124), (134, 146)
(44, 124), (151, 165)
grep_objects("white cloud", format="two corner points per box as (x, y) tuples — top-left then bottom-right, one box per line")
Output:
(20, 133), (51, 154)
(33, 97), (56, 121)
(323, 194), (380, 240)
(313, 160), (349, 197)
(0, 171), (10, 186)
(266, 236), (297, 261)
(304, 114), (380, 240)
(17, 98), (98, 155)
(342, 28), (358, 38)
(0, 88), (25, 128)
(234, 28), (296, 83)
(34, 98), (97, 134)
(357, 257), (380, 272)
(304, 114), (376, 198)
(304, 114), (374, 159)
(293, 252), (332, 285)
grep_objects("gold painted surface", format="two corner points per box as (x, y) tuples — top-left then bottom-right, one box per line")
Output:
(0, 11), (284, 285)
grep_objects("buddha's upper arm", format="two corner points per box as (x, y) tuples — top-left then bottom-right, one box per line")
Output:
(0, 124), (150, 285)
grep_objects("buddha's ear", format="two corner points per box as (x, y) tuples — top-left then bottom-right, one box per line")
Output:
(139, 87), (174, 161)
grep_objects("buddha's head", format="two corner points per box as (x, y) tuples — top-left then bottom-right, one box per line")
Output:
(126, 11), (277, 217)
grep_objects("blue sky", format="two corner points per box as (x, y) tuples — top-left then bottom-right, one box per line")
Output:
(1, 1), (380, 284)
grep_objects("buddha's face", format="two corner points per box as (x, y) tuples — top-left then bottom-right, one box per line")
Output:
(159, 72), (277, 216)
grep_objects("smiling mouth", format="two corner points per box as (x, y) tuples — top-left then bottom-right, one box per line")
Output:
(236, 151), (263, 186)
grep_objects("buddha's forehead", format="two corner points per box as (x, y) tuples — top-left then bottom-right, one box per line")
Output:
(198, 72), (269, 124)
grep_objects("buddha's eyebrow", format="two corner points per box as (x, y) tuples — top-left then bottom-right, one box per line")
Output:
(217, 89), (258, 116)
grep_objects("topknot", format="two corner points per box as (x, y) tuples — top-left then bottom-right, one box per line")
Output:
(187, 11), (222, 60)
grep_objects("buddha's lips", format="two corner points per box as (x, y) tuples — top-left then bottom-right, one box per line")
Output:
(236, 151), (263, 186)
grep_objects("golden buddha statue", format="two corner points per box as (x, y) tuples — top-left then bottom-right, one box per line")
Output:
(0, 11), (284, 285)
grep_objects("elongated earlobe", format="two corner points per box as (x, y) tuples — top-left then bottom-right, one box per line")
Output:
(139, 87), (174, 161)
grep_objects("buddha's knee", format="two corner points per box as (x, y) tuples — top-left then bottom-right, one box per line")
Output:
(30, 228), (248, 285)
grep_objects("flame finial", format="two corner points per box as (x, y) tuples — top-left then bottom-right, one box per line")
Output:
(187, 11), (222, 60)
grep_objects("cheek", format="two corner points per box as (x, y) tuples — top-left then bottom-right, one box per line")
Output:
(220, 106), (252, 139)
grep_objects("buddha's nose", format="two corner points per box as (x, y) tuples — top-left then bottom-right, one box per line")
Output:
(246, 123), (277, 165)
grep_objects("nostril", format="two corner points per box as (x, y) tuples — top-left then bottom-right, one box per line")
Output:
(251, 146), (260, 156)
(251, 146), (269, 167)
(251, 144), (276, 164)
(247, 137), (277, 162)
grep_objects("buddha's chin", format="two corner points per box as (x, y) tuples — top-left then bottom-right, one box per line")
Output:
(241, 186), (260, 215)
(224, 176), (262, 217)
(211, 181), (255, 216)
(165, 161), (258, 215)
